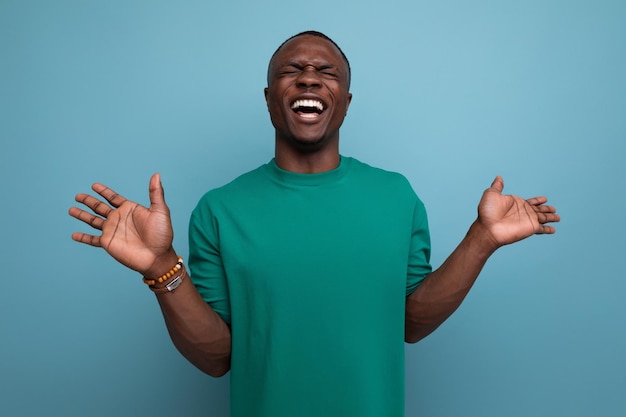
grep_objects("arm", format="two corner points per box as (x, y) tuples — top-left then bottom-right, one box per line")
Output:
(69, 174), (231, 376)
(152, 261), (231, 377)
(405, 176), (560, 343)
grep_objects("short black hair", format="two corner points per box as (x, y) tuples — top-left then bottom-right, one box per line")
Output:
(267, 30), (351, 89)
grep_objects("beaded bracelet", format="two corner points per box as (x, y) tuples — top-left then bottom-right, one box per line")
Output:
(143, 257), (183, 286)
(148, 266), (185, 294)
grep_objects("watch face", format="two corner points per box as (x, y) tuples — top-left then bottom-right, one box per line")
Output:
(166, 276), (183, 292)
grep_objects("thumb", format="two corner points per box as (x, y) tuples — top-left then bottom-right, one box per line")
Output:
(489, 175), (504, 193)
(148, 173), (168, 211)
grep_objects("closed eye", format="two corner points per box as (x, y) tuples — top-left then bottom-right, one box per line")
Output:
(318, 65), (337, 76)
(278, 63), (340, 79)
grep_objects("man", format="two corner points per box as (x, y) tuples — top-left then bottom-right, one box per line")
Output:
(69, 31), (559, 417)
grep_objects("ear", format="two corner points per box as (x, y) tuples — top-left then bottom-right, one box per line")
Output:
(345, 92), (353, 114)
(264, 87), (270, 109)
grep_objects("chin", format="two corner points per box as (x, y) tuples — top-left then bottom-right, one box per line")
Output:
(290, 136), (331, 152)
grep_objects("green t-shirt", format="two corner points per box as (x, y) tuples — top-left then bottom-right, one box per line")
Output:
(189, 156), (432, 417)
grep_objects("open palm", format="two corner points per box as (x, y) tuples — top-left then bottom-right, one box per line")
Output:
(478, 176), (559, 247)
(69, 174), (174, 275)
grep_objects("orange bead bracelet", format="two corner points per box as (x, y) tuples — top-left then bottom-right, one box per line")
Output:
(143, 257), (183, 286)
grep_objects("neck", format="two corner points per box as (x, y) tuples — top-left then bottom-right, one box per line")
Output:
(274, 138), (340, 174)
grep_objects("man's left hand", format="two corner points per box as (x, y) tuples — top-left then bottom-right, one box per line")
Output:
(477, 176), (560, 249)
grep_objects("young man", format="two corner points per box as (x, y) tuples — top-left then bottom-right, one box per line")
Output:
(69, 31), (559, 417)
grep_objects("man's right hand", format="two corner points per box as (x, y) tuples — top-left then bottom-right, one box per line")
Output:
(70, 173), (232, 376)
(69, 173), (178, 278)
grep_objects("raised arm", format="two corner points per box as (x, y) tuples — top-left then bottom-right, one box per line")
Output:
(405, 176), (560, 343)
(69, 174), (231, 376)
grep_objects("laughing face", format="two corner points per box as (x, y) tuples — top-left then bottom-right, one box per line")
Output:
(264, 34), (352, 153)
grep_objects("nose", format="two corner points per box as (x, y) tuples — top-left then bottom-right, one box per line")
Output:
(296, 66), (322, 89)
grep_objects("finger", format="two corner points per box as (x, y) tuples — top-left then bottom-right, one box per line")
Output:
(535, 211), (561, 225)
(71, 231), (102, 247)
(489, 176), (504, 193)
(536, 225), (556, 235)
(148, 173), (170, 213)
(92, 183), (127, 208)
(68, 207), (105, 230)
(74, 194), (113, 218)
(526, 196), (548, 206)
(541, 212), (561, 223)
(532, 204), (557, 214)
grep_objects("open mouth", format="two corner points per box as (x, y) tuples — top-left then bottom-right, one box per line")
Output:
(291, 99), (325, 119)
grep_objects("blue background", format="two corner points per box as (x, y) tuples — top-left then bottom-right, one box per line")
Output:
(1, 0), (625, 416)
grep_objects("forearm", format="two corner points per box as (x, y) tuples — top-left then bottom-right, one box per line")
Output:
(405, 220), (498, 343)
(148, 257), (231, 377)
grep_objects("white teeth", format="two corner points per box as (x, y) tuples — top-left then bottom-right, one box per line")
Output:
(291, 99), (324, 112)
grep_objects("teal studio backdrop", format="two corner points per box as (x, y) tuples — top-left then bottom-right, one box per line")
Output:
(1, 1), (625, 416)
